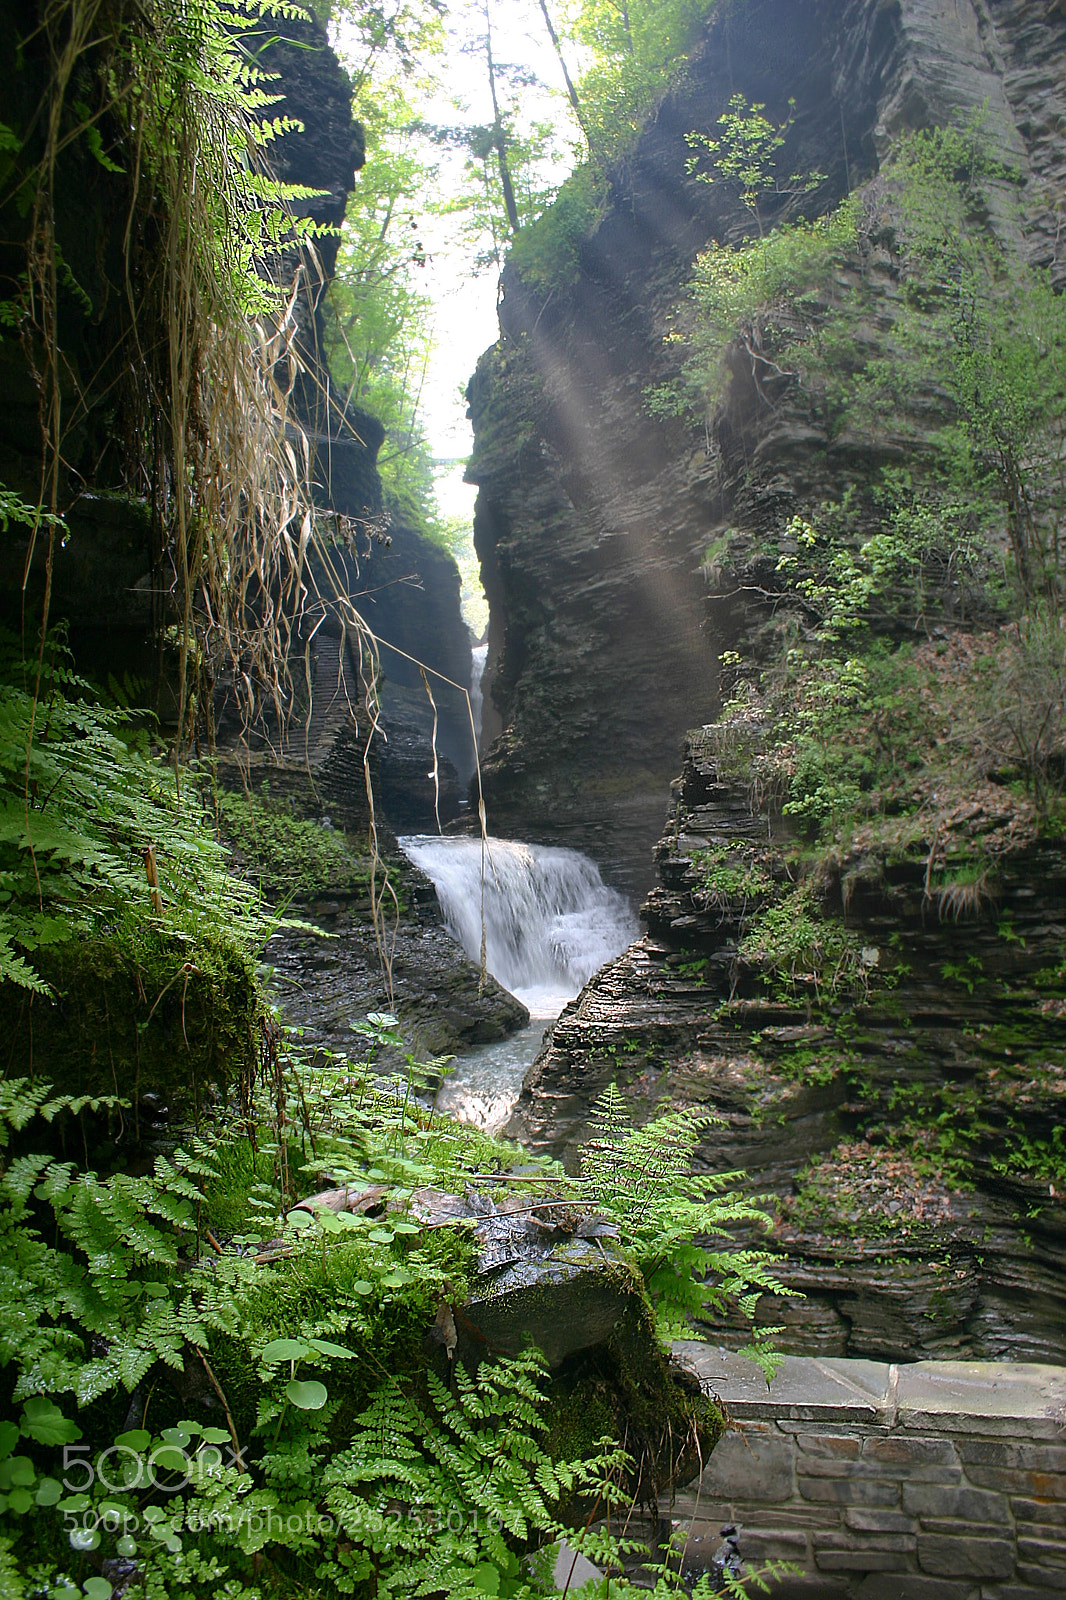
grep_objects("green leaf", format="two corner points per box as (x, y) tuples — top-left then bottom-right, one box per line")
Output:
(35, 1477), (63, 1506)
(367, 1228), (394, 1244)
(83, 1580), (114, 1600)
(0, 1423), (17, 1459)
(306, 1338), (356, 1360)
(6, 1488), (32, 1515)
(114, 1429), (151, 1451)
(351, 1280), (374, 1295)
(472, 1563), (501, 1595)
(21, 1396), (81, 1446)
(285, 1379), (327, 1410)
(261, 1338), (310, 1363)
(0, 1458), (33, 1491)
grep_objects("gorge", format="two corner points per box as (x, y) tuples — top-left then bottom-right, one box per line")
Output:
(2, 0), (1066, 1596)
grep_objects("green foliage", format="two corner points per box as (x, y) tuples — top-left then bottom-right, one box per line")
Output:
(0, 631), (268, 994)
(650, 198), (858, 417)
(0, 1008), (780, 1598)
(217, 787), (370, 902)
(6, 0), (368, 752)
(324, 68), (442, 524)
(475, 0), (715, 289)
(506, 162), (606, 289)
(0, 487), (65, 538)
(992, 1125), (1066, 1186)
(802, 124), (1066, 597)
(685, 93), (825, 236)
(689, 844), (775, 912)
(566, 0), (715, 166)
(580, 1084), (787, 1362)
(737, 887), (876, 1005)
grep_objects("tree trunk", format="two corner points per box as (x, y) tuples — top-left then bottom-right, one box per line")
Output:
(484, 0), (521, 235)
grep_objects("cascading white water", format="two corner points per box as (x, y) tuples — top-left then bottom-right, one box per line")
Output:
(399, 834), (638, 1131)
(398, 835), (638, 1018)
(470, 643), (488, 750)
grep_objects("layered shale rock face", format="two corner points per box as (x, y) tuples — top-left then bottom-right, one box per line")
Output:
(494, 0), (1066, 1361)
(228, 20), (475, 831)
(467, 0), (1066, 897)
(509, 732), (1066, 1363)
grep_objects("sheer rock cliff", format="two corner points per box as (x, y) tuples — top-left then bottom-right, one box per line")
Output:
(468, 0), (1066, 898)
(483, 0), (1066, 1361)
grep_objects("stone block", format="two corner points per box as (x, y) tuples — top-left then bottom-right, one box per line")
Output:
(671, 1343), (892, 1423)
(1018, 1537), (1066, 1569)
(814, 1529), (915, 1553)
(902, 1482), (1010, 1524)
(816, 1549), (910, 1572)
(957, 1439), (1066, 1473)
(793, 1454), (907, 1480)
(1014, 1501), (1066, 1529)
(701, 1428), (795, 1501)
(796, 1433), (862, 1460)
(1015, 1570), (1066, 1593)
(799, 1476), (900, 1507)
(855, 1579), (978, 1600)
(737, 1527), (810, 1561)
(967, 1465), (1066, 1498)
(917, 1534), (1015, 1580)
(895, 1361), (1066, 1441)
(993, 1584), (1066, 1600)
(845, 1508), (919, 1534)
(732, 1503), (840, 1530)
(863, 1436), (958, 1467)
(919, 1520), (1017, 1540)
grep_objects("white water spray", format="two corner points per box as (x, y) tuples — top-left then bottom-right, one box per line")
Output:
(470, 642), (488, 750)
(398, 835), (638, 1019)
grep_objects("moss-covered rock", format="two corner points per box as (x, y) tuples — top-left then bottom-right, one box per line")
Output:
(0, 925), (258, 1124)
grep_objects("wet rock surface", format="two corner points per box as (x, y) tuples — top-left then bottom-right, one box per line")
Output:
(266, 863), (528, 1062)
(409, 1186), (632, 1369)
(508, 735), (1066, 1365)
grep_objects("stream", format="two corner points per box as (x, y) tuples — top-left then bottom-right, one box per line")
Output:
(398, 835), (638, 1132)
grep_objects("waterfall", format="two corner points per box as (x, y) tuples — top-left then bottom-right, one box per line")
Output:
(398, 834), (638, 1017)
(470, 642), (488, 750)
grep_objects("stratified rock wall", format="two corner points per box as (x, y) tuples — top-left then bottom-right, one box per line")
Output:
(468, 0), (1066, 894)
(510, 731), (1066, 1365)
(487, 0), (1066, 1362)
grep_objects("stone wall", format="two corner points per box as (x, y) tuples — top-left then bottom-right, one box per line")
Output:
(668, 1343), (1066, 1597)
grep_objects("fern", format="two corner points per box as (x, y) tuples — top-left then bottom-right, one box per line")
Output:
(582, 1085), (789, 1338)
(315, 1353), (568, 1597)
(0, 628), (269, 990)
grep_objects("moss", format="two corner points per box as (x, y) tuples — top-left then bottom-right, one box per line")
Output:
(203, 1137), (277, 1235)
(545, 1295), (723, 1503)
(0, 922), (258, 1122)
(218, 786), (371, 904)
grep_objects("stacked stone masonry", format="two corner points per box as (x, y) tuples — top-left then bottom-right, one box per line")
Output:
(668, 1344), (1066, 1598)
